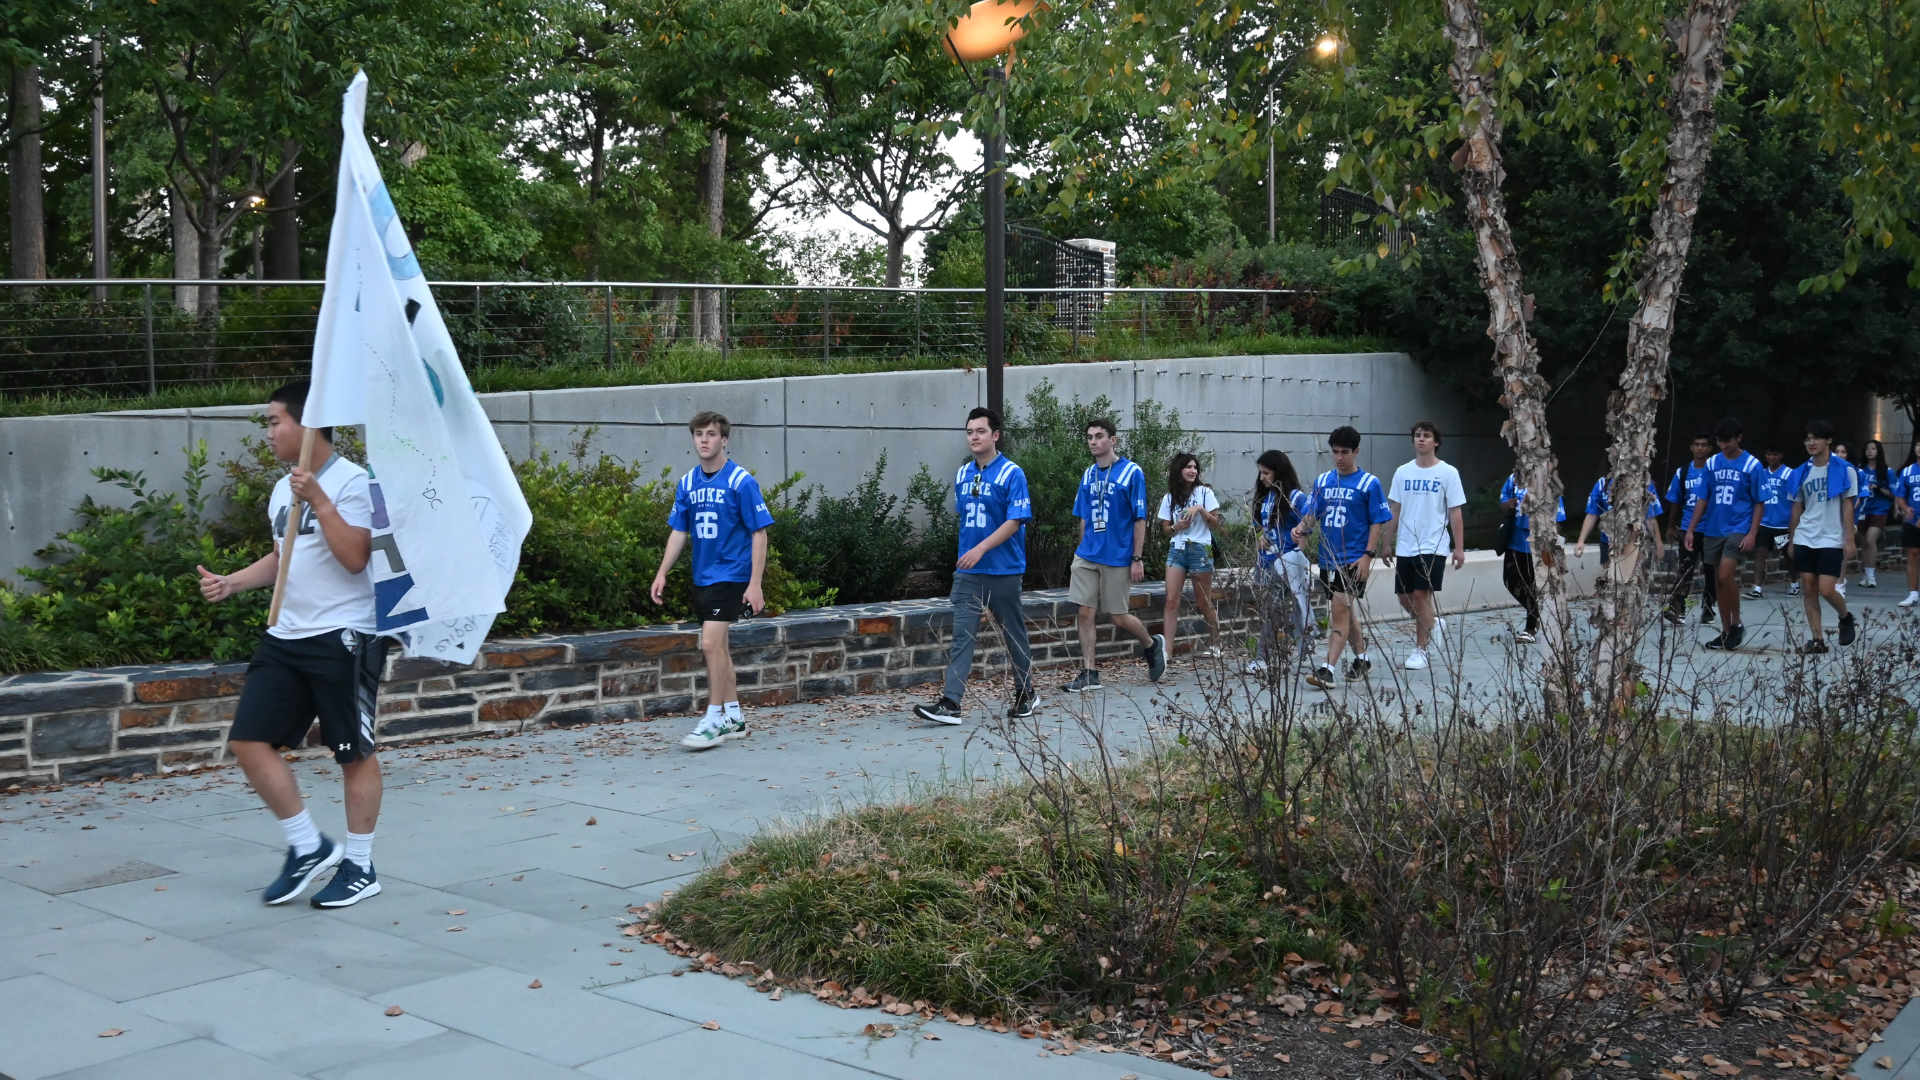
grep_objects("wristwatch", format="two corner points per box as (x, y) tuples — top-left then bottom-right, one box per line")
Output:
(1364, 550), (1377, 558)
(1131, 556), (1144, 563)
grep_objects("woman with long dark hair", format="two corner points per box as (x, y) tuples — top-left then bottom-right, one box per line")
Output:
(1158, 452), (1222, 653)
(1856, 439), (1892, 588)
(1251, 448), (1313, 672)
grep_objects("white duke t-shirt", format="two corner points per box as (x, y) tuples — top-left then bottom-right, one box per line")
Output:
(1390, 459), (1467, 557)
(1157, 486), (1221, 548)
(266, 455), (378, 639)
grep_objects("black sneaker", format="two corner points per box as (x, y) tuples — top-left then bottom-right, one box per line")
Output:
(1007, 689), (1038, 719)
(1796, 639), (1830, 655)
(1063, 669), (1102, 694)
(1146, 635), (1168, 682)
(1305, 665), (1338, 690)
(1703, 632), (1726, 650)
(1662, 607), (1684, 625)
(1724, 623), (1746, 650)
(310, 861), (380, 908)
(913, 696), (965, 726)
(264, 836), (342, 905)
(1345, 657), (1372, 680)
(1839, 613), (1857, 647)
(1701, 605), (1717, 626)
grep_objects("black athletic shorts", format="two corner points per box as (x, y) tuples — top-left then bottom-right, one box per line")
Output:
(693, 580), (751, 623)
(230, 629), (390, 764)
(1903, 523), (1920, 550)
(1320, 561), (1365, 595)
(1393, 553), (1447, 595)
(1792, 546), (1844, 579)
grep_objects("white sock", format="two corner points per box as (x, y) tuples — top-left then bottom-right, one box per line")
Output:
(724, 701), (742, 723)
(702, 703), (724, 728)
(279, 809), (320, 857)
(344, 830), (374, 871)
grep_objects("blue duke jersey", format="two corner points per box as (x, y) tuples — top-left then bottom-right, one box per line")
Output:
(1665, 462), (1710, 519)
(667, 461), (776, 586)
(1584, 478), (1663, 544)
(1498, 475), (1566, 554)
(1309, 469), (1394, 566)
(1697, 450), (1764, 536)
(1897, 464), (1920, 525)
(953, 455), (1032, 575)
(1759, 465), (1794, 529)
(1259, 489), (1315, 565)
(1073, 457), (1148, 567)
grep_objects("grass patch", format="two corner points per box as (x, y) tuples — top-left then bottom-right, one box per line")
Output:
(0, 333), (1391, 418)
(660, 766), (1347, 1018)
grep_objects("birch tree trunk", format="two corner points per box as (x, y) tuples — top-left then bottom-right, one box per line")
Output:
(8, 62), (46, 283)
(170, 188), (200, 315)
(1592, 0), (1745, 696)
(1443, 0), (1572, 682)
(698, 125), (726, 346)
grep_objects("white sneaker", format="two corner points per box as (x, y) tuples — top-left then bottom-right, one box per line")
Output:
(1245, 660), (1268, 674)
(1838, 581), (1848, 596)
(1404, 647), (1429, 670)
(1431, 618), (1447, 651)
(1787, 581), (1801, 595)
(680, 717), (746, 750)
(1745, 586), (1763, 600)
(1902, 592), (1920, 609)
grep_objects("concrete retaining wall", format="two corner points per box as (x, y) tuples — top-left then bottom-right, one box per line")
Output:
(0, 352), (1502, 584)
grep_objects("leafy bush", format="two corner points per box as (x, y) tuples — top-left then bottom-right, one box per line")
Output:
(1, 443), (271, 668)
(1002, 379), (1207, 589)
(776, 453), (956, 605)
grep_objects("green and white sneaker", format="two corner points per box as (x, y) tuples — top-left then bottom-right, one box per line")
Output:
(681, 716), (746, 751)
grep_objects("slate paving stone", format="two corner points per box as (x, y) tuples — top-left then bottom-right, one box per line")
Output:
(0, 973), (189, 1080)
(126, 968), (444, 1075)
(374, 966), (689, 1066)
(310, 1032), (585, 1080)
(0, 876), (118, 940)
(39, 1037), (304, 1080)
(391, 910), (666, 988)
(441, 867), (651, 924)
(201, 918), (486, 997)
(480, 834), (696, 890)
(1, 916), (259, 1001)
(63, 856), (321, 941)
(579, 1027), (881, 1080)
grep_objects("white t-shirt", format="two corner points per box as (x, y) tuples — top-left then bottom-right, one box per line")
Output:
(266, 455), (378, 640)
(1790, 459), (1857, 550)
(1157, 486), (1221, 547)
(1389, 459), (1467, 557)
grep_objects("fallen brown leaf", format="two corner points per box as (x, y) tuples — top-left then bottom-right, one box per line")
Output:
(702, 1020), (721, 1031)
(528, 979), (543, 989)
(1876, 1059), (1894, 1069)
(1212, 1068), (1233, 1078)
(98, 1029), (124, 1038)
(446, 909), (466, 916)
(1277, 1053), (1292, 1063)
(384, 1006), (403, 1017)
(1171, 1049), (1192, 1062)
(445, 926), (466, 932)
(1372, 1053), (1392, 1064)
(1345, 1040), (1364, 1049)
(586, 816), (598, 825)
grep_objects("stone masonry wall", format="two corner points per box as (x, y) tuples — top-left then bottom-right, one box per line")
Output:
(0, 581), (1255, 786)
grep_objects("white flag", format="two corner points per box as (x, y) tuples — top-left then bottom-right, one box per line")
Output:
(302, 70), (531, 665)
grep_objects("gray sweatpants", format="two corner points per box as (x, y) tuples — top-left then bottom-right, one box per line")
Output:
(943, 572), (1033, 703)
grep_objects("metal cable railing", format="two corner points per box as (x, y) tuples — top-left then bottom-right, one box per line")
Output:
(0, 280), (1321, 400)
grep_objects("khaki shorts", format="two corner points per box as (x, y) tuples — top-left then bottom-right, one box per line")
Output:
(1069, 556), (1133, 615)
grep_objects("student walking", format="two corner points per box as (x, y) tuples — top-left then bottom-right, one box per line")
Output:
(1855, 439), (1893, 588)
(1157, 452), (1222, 655)
(1572, 476), (1664, 567)
(196, 380), (390, 908)
(1063, 418), (1166, 694)
(1749, 445), (1794, 598)
(1894, 438), (1920, 608)
(1683, 417), (1766, 650)
(1295, 425), (1394, 690)
(1498, 471), (1566, 644)
(1383, 422), (1467, 669)
(651, 411), (776, 750)
(1251, 449), (1314, 672)
(1663, 433), (1717, 624)
(913, 407), (1037, 725)
(1788, 420), (1857, 652)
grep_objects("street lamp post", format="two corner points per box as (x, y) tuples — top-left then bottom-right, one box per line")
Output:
(944, 0), (1040, 419)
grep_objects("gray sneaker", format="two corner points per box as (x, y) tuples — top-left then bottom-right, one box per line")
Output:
(1063, 669), (1103, 694)
(1146, 634), (1168, 682)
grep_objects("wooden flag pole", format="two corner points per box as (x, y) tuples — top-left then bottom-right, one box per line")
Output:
(266, 428), (318, 627)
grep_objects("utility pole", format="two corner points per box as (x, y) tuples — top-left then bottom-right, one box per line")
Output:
(1267, 88), (1276, 244)
(984, 64), (1006, 418)
(91, 38), (108, 301)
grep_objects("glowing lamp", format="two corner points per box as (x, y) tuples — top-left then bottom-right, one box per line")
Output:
(943, 0), (1045, 62)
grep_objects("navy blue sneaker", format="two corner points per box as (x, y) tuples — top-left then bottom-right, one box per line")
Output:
(311, 861), (380, 908)
(264, 836), (342, 905)
(1146, 635), (1168, 682)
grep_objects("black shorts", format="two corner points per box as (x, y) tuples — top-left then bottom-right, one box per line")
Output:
(1320, 561), (1365, 595)
(693, 580), (750, 623)
(1792, 546), (1844, 579)
(1902, 523), (1920, 550)
(1393, 553), (1447, 595)
(1757, 526), (1789, 550)
(230, 630), (390, 764)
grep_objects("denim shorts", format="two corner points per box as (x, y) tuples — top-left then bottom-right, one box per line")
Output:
(1167, 542), (1214, 574)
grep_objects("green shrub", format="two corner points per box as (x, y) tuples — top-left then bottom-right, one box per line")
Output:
(776, 453), (959, 605)
(1, 442), (271, 669)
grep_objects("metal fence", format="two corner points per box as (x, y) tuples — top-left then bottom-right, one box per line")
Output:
(0, 280), (1319, 399)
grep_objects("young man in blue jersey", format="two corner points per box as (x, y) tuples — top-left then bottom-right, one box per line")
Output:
(1662, 433), (1716, 624)
(1894, 436), (1920, 608)
(1572, 476), (1664, 568)
(1787, 419), (1856, 651)
(651, 411), (777, 750)
(1293, 425), (1394, 690)
(1063, 418), (1165, 694)
(1683, 416), (1765, 650)
(914, 407), (1038, 724)
(1750, 444), (1793, 599)
(1498, 468), (1566, 644)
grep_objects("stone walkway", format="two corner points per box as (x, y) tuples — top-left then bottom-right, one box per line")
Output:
(0, 592), (1909, 1080)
